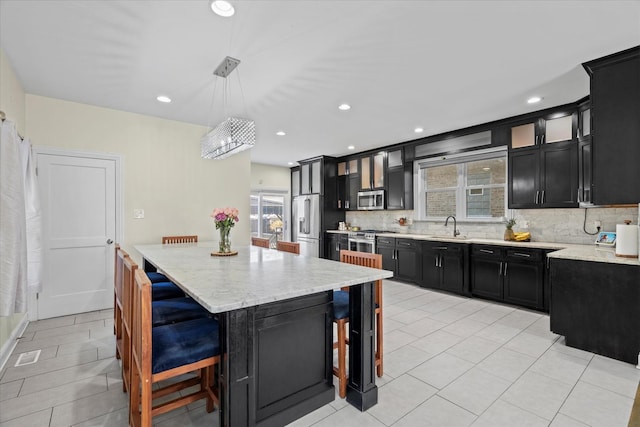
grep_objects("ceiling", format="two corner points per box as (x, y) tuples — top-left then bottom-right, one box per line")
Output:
(1, 1), (639, 167)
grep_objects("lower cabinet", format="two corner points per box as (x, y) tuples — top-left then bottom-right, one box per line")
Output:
(421, 241), (469, 296)
(470, 245), (547, 311)
(376, 237), (421, 284)
(326, 233), (348, 261)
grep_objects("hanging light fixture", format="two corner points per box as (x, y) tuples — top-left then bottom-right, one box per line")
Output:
(201, 56), (256, 160)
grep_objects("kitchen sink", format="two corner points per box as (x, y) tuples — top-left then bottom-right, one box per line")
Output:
(427, 235), (469, 240)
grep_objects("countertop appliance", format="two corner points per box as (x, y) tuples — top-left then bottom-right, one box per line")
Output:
(357, 190), (385, 210)
(347, 229), (391, 253)
(292, 194), (320, 257)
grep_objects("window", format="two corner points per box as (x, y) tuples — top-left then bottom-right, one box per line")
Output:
(250, 191), (288, 241)
(416, 148), (506, 221)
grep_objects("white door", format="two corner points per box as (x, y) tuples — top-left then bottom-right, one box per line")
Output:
(37, 152), (117, 319)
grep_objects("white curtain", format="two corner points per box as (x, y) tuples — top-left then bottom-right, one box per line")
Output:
(0, 120), (29, 316)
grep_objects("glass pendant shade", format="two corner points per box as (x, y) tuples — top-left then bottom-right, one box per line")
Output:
(201, 117), (256, 160)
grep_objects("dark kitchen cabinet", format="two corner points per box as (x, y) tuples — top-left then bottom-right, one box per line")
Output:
(577, 99), (592, 205)
(508, 110), (578, 209)
(386, 147), (414, 210)
(336, 158), (360, 210)
(421, 241), (468, 296)
(470, 245), (546, 311)
(376, 237), (421, 284)
(326, 233), (349, 261)
(583, 46), (640, 205)
(291, 167), (301, 197)
(360, 152), (385, 190)
(299, 159), (322, 195)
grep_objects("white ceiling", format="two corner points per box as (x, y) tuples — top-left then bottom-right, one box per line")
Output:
(1, 1), (639, 167)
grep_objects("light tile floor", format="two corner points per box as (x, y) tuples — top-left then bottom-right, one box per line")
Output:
(1, 280), (638, 426)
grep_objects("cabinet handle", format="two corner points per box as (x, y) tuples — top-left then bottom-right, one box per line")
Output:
(541, 190), (545, 204)
(346, 201), (349, 209)
(498, 262), (503, 275)
(535, 135), (539, 145)
(480, 249), (494, 254)
(435, 246), (448, 250)
(541, 134), (545, 144)
(535, 190), (540, 204)
(400, 196), (404, 208)
(577, 188), (581, 203)
(504, 262), (508, 276)
(439, 256), (443, 268)
(435, 256), (439, 267)
(512, 252), (531, 258)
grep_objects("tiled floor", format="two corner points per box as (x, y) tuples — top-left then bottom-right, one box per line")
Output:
(1, 280), (638, 426)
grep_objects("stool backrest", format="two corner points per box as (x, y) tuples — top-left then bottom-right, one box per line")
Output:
(276, 241), (300, 254)
(251, 237), (270, 248)
(162, 235), (198, 244)
(339, 250), (383, 304)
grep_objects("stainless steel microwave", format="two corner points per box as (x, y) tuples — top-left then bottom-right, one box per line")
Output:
(357, 190), (385, 210)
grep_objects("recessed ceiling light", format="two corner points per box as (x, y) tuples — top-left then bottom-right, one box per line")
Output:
(210, 1), (235, 17)
(156, 95), (171, 103)
(527, 96), (542, 104)
(414, 127), (424, 133)
(347, 145), (355, 150)
(338, 103), (351, 111)
(287, 162), (294, 166)
(276, 131), (286, 136)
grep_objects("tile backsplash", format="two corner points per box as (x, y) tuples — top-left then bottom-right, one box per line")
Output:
(345, 206), (639, 245)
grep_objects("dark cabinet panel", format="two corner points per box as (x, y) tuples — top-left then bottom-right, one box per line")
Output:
(326, 233), (349, 261)
(421, 242), (468, 296)
(387, 167), (404, 209)
(376, 237), (421, 284)
(470, 245), (547, 311)
(376, 244), (396, 274)
(509, 149), (539, 208)
(386, 147), (414, 210)
(583, 46), (640, 205)
(578, 140), (592, 204)
(539, 141), (578, 207)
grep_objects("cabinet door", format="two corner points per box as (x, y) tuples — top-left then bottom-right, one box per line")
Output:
(395, 239), (421, 283)
(441, 249), (465, 294)
(543, 114), (574, 145)
(471, 257), (503, 301)
(347, 174), (359, 210)
(578, 140), (592, 204)
(376, 245), (396, 274)
(291, 169), (300, 197)
(510, 122), (537, 149)
(373, 153), (385, 189)
(503, 254), (545, 310)
(387, 167), (404, 210)
(360, 156), (371, 190)
(540, 141), (578, 207)
(421, 246), (441, 289)
(311, 160), (321, 194)
(327, 234), (340, 261)
(508, 148), (540, 208)
(301, 163), (311, 194)
(337, 175), (346, 209)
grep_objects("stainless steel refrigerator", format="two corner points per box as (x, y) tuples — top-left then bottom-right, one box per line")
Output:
(292, 194), (320, 257)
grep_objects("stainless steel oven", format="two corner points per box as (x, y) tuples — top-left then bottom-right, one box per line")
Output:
(348, 231), (377, 253)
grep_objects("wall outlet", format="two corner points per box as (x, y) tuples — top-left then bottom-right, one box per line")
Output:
(133, 209), (145, 219)
(594, 220), (602, 229)
(521, 220), (529, 229)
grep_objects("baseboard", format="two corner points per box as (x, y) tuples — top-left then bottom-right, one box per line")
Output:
(0, 316), (30, 372)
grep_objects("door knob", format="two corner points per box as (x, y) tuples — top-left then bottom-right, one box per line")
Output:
(107, 239), (114, 245)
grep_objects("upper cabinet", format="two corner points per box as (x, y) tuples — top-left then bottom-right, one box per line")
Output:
(577, 99), (592, 205)
(360, 152), (385, 190)
(508, 109), (578, 209)
(336, 158), (359, 210)
(583, 46), (640, 205)
(291, 167), (300, 197)
(386, 147), (414, 210)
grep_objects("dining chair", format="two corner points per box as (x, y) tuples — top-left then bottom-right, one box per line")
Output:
(276, 240), (300, 254)
(120, 256), (214, 393)
(161, 235), (198, 244)
(251, 236), (270, 248)
(333, 250), (383, 398)
(114, 244), (128, 361)
(129, 269), (220, 426)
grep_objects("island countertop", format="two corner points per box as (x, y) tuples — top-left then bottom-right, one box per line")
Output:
(135, 242), (393, 313)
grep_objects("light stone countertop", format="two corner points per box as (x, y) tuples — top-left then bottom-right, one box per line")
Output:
(327, 230), (640, 265)
(135, 242), (393, 313)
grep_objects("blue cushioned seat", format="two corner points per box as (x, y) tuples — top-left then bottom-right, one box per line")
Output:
(147, 271), (169, 283)
(333, 290), (349, 320)
(151, 281), (184, 300)
(152, 317), (220, 374)
(152, 297), (210, 327)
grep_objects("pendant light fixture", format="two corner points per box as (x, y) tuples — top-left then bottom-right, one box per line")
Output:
(201, 56), (256, 160)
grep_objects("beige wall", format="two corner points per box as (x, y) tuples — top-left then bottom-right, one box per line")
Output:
(250, 163), (290, 192)
(0, 48), (27, 358)
(26, 95), (251, 259)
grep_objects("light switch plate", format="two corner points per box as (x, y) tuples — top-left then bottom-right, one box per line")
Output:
(133, 209), (144, 219)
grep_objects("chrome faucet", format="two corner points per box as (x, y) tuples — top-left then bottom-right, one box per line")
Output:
(444, 215), (460, 237)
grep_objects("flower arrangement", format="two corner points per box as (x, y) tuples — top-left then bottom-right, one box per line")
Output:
(211, 207), (239, 229)
(211, 207), (239, 253)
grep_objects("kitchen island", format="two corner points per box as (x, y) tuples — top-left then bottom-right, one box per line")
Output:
(135, 243), (393, 427)
(547, 246), (639, 365)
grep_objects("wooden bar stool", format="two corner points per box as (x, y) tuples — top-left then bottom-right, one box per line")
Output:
(333, 250), (384, 398)
(276, 241), (300, 254)
(251, 236), (270, 248)
(162, 235), (198, 244)
(114, 244), (128, 361)
(129, 269), (220, 426)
